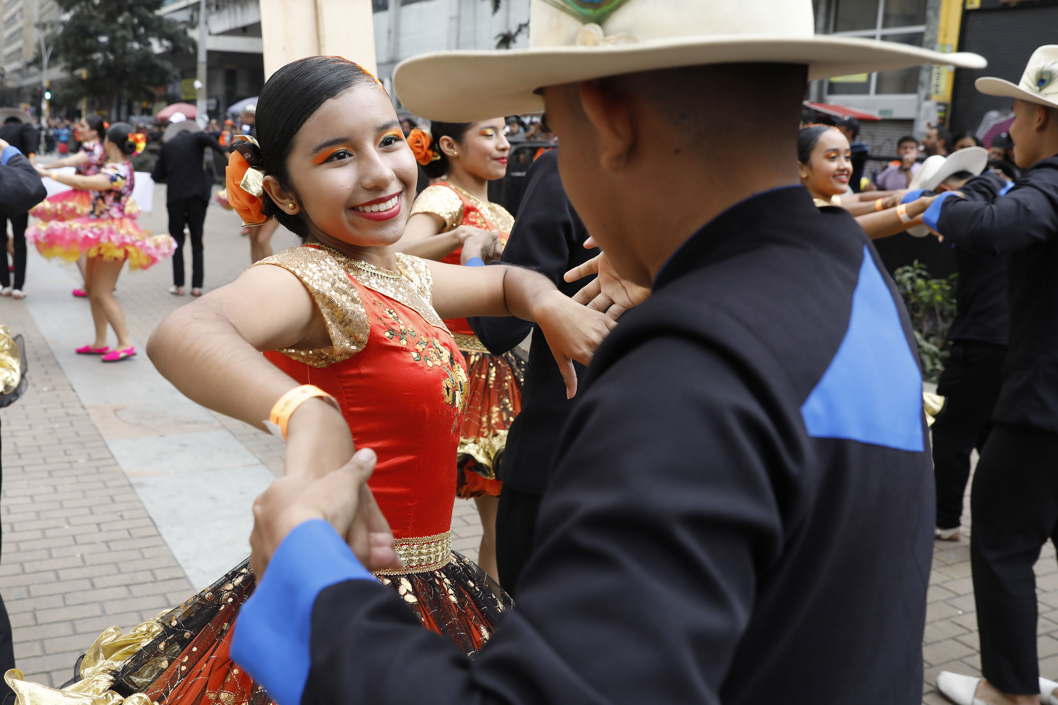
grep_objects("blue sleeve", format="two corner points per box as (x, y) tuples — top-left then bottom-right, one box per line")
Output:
(901, 189), (924, 204)
(464, 257), (485, 267)
(922, 191), (958, 233)
(230, 519), (374, 705)
(1, 145), (22, 166)
(999, 181), (1015, 196)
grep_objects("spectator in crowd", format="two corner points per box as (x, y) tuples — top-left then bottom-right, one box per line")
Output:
(875, 135), (922, 190)
(505, 116), (526, 142)
(400, 117), (418, 137)
(989, 131), (1016, 163)
(988, 158), (1019, 182)
(239, 106), (256, 138)
(954, 131), (983, 151)
(152, 114), (228, 297)
(923, 125), (953, 157)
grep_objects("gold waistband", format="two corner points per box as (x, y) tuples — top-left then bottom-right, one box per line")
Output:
(375, 531), (452, 575)
(452, 332), (489, 353)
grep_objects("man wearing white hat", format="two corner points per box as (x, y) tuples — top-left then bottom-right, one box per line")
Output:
(924, 45), (1058, 705)
(227, 2), (985, 703)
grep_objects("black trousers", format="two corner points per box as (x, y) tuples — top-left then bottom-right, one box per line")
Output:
(0, 418), (16, 705)
(932, 340), (1006, 529)
(971, 423), (1058, 694)
(168, 197), (208, 289)
(0, 212), (29, 291)
(496, 486), (542, 599)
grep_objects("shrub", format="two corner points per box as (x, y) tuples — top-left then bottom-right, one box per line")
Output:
(892, 261), (957, 383)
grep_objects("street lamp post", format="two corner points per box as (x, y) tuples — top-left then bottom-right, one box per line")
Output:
(32, 0), (66, 127)
(196, 0), (207, 127)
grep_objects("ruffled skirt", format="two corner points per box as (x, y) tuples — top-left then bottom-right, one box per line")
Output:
(4, 553), (510, 705)
(27, 216), (176, 271)
(29, 190), (93, 221)
(456, 348), (526, 499)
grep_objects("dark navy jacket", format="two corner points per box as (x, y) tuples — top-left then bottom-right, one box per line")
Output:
(927, 155), (1058, 431)
(468, 150), (594, 495)
(231, 186), (933, 705)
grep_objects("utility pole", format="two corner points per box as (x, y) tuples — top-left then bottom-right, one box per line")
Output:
(196, 0), (208, 127)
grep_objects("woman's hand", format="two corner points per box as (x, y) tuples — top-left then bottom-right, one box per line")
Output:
(34, 164), (50, 179)
(531, 289), (616, 398)
(460, 230), (499, 264)
(564, 238), (651, 320)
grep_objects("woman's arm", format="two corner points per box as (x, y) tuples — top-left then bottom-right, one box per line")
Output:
(854, 195), (936, 240)
(37, 168), (114, 191)
(429, 261), (615, 396)
(147, 265), (354, 478)
(41, 151), (89, 170)
(395, 213), (474, 260)
(839, 191), (900, 216)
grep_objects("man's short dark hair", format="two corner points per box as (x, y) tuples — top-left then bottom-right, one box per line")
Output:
(836, 115), (861, 139)
(898, 135), (918, 147)
(932, 126), (953, 150)
(941, 171), (975, 186)
(3, 117), (21, 125)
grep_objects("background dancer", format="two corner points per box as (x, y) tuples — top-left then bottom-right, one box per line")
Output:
(926, 45), (1058, 705)
(152, 113), (228, 296)
(399, 120), (518, 580)
(27, 123), (176, 363)
(34, 115), (108, 298)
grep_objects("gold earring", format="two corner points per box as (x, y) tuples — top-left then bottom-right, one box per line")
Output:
(288, 203), (295, 210)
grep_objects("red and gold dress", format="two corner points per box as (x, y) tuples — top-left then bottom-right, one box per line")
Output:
(410, 182), (523, 499)
(4, 245), (509, 705)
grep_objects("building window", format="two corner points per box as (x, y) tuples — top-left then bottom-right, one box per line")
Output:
(827, 0), (926, 97)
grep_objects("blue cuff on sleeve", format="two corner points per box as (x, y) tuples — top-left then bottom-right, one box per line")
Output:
(230, 520), (373, 705)
(922, 191), (958, 233)
(901, 189), (925, 204)
(999, 181), (1015, 197)
(1, 145), (21, 166)
(464, 257), (485, 267)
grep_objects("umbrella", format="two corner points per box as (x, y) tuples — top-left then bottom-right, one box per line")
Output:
(803, 102), (881, 122)
(227, 97), (258, 116)
(156, 103), (197, 121)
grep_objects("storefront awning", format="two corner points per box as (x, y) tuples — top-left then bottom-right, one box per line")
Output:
(803, 102), (882, 122)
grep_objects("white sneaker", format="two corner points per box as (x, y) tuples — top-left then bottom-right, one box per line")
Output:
(937, 672), (987, 705)
(1041, 677), (1058, 705)
(1, 287), (11, 296)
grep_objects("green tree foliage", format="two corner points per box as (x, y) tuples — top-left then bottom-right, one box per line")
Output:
(43, 0), (193, 118)
(892, 261), (957, 383)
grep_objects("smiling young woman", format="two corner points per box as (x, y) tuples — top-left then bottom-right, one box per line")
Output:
(798, 124), (853, 207)
(2, 55), (618, 705)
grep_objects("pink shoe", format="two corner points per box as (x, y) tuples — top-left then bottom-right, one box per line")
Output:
(72, 288), (87, 298)
(75, 344), (110, 355)
(101, 346), (135, 362)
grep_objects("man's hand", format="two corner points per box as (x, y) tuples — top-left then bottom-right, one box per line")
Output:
(460, 230), (499, 264)
(565, 239), (651, 320)
(249, 449), (403, 578)
(532, 289), (616, 398)
(0, 138), (9, 151)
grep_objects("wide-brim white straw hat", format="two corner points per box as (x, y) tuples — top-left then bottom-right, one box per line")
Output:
(0, 109), (32, 125)
(394, 0), (987, 122)
(906, 146), (989, 237)
(976, 45), (1058, 111)
(162, 120), (202, 143)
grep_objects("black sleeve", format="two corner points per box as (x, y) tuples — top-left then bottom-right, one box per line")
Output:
(303, 336), (785, 704)
(0, 152), (47, 214)
(19, 124), (38, 156)
(151, 144), (168, 183)
(957, 172), (1007, 202)
(196, 131), (228, 157)
(468, 151), (581, 355)
(938, 169), (1058, 255)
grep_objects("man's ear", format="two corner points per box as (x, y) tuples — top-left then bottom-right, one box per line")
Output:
(578, 81), (634, 172)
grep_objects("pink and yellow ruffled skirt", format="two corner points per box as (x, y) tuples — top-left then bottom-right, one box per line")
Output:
(30, 191), (142, 222)
(27, 216), (176, 271)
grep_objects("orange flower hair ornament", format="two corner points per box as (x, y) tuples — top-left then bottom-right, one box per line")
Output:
(129, 133), (147, 157)
(225, 135), (269, 226)
(407, 128), (439, 166)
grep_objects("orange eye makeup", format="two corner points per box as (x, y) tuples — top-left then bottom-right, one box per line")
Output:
(479, 128), (497, 137)
(312, 145), (353, 165)
(380, 130), (403, 143)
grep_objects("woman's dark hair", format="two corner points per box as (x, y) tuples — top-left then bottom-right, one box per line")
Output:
(420, 121), (473, 180)
(84, 115), (106, 141)
(953, 131), (982, 148)
(798, 125), (834, 165)
(256, 55), (381, 238)
(105, 122), (137, 156)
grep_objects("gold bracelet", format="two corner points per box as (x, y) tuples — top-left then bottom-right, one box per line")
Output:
(266, 385), (340, 440)
(875, 198), (885, 212)
(896, 203), (912, 224)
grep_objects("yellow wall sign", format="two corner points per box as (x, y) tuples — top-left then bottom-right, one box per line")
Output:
(180, 78), (198, 101)
(829, 73), (870, 83)
(929, 0), (966, 112)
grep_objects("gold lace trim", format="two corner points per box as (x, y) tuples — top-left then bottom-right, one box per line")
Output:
(452, 332), (488, 353)
(446, 184), (515, 235)
(410, 185), (463, 232)
(375, 531), (453, 575)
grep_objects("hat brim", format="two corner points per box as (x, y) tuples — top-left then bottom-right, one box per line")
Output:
(976, 76), (1058, 110)
(0, 109), (32, 125)
(395, 35), (986, 121)
(915, 146), (990, 191)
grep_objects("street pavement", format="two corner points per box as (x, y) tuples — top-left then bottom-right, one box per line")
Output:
(1, 178), (1056, 702)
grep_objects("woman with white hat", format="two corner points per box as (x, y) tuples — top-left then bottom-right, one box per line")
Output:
(924, 44), (1058, 705)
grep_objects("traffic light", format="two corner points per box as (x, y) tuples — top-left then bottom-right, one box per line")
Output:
(44, 91), (51, 100)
